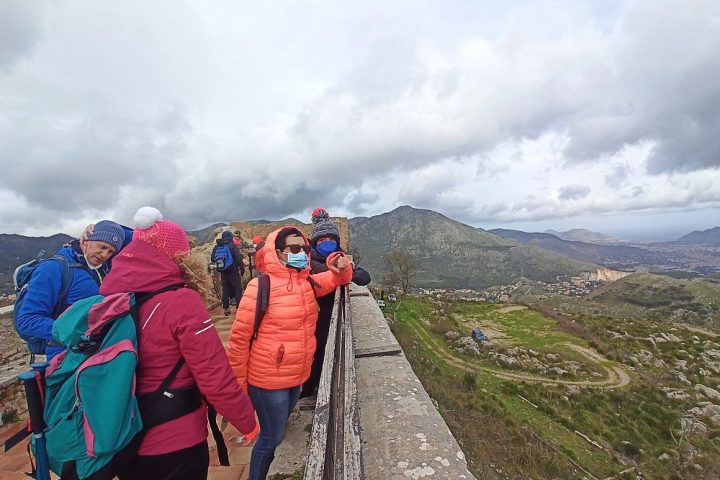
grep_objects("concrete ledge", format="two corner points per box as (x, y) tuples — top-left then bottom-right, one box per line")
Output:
(350, 287), (476, 480)
(350, 287), (401, 357)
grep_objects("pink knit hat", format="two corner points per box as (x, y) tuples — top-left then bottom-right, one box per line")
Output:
(132, 207), (190, 260)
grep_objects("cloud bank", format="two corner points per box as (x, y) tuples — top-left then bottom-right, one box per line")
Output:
(0, 0), (718, 238)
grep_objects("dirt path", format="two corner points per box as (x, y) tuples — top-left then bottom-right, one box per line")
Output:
(685, 325), (719, 338)
(408, 322), (631, 389)
(496, 305), (528, 314)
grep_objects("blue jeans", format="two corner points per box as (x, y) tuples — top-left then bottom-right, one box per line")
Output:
(248, 385), (301, 480)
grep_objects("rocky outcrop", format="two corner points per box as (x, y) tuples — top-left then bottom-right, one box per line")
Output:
(586, 268), (631, 282)
(454, 337), (481, 356)
(694, 384), (720, 401)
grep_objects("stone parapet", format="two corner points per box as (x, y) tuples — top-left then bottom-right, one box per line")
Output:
(350, 286), (476, 480)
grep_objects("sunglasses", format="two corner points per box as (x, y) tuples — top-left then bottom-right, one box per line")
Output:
(283, 244), (310, 254)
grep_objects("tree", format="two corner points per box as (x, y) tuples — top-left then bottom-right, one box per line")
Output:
(383, 250), (417, 295)
(347, 244), (363, 266)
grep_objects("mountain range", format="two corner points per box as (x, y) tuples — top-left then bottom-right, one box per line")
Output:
(0, 233), (74, 294)
(1, 208), (718, 294)
(489, 226), (720, 277)
(544, 228), (623, 244)
(349, 206), (598, 289)
(676, 226), (720, 245)
(488, 228), (653, 265)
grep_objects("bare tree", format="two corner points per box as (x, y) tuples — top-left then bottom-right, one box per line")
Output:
(347, 244), (363, 266)
(383, 250), (417, 295)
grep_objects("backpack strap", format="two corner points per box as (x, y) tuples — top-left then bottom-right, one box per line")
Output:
(129, 283), (229, 465)
(207, 403), (229, 466)
(306, 275), (320, 291)
(249, 273), (270, 348)
(129, 283), (186, 347)
(49, 255), (74, 318)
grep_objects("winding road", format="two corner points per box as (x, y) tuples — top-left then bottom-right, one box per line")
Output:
(407, 321), (631, 389)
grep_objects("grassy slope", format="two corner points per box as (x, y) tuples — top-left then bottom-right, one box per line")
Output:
(547, 273), (720, 327)
(391, 296), (720, 479)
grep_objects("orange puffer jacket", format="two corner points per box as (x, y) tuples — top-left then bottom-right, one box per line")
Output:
(227, 227), (353, 390)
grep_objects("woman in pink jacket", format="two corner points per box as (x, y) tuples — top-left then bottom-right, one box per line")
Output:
(227, 226), (352, 480)
(101, 207), (258, 480)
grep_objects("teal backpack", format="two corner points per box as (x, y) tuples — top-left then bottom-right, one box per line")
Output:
(39, 286), (211, 479)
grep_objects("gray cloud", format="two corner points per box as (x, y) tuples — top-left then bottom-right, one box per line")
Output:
(0, 0), (719, 236)
(0, 1), (46, 71)
(0, 105), (189, 221)
(604, 163), (629, 188)
(564, 0), (720, 173)
(558, 185), (591, 201)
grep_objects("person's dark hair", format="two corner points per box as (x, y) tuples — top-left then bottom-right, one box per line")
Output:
(275, 227), (305, 251)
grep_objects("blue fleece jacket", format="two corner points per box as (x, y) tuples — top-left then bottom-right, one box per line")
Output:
(16, 241), (109, 360)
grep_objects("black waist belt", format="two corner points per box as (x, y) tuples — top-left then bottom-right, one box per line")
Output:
(138, 385), (203, 430)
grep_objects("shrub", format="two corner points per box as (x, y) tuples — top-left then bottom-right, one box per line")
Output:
(463, 370), (477, 391)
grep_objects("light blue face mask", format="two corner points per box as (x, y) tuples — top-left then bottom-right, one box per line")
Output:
(287, 251), (309, 269)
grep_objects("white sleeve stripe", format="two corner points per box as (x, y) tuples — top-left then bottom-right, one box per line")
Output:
(203, 318), (212, 324)
(195, 324), (214, 335)
(142, 303), (162, 330)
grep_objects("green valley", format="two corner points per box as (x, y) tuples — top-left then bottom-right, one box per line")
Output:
(388, 296), (720, 479)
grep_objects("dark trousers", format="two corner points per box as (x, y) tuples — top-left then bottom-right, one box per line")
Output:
(301, 293), (335, 397)
(117, 440), (209, 480)
(221, 270), (243, 310)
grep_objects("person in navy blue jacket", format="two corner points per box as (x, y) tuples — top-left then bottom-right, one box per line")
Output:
(16, 220), (126, 361)
(299, 209), (371, 403)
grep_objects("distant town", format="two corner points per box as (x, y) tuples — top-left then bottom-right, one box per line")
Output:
(415, 275), (607, 303)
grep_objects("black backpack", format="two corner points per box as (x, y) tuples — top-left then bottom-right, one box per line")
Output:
(249, 273), (270, 348)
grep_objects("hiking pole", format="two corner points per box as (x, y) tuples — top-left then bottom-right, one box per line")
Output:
(19, 362), (51, 480)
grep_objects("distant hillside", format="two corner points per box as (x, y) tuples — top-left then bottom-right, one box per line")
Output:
(246, 218), (304, 226)
(187, 223), (228, 245)
(676, 226), (720, 244)
(489, 228), (649, 265)
(0, 233), (74, 294)
(349, 206), (598, 289)
(547, 272), (720, 326)
(545, 228), (622, 244)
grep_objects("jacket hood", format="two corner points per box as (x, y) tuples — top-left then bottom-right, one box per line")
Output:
(259, 227), (312, 277)
(100, 239), (185, 295)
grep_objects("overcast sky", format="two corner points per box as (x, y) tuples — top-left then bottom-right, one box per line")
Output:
(1, 0), (718, 241)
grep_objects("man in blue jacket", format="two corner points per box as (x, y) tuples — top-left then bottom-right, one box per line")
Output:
(16, 220), (126, 361)
(211, 230), (245, 316)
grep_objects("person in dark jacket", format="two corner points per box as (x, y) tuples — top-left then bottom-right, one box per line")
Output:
(211, 230), (245, 316)
(103, 207), (258, 480)
(16, 220), (125, 361)
(299, 209), (371, 403)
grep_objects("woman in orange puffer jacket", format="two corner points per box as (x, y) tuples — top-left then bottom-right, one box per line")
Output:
(226, 226), (352, 480)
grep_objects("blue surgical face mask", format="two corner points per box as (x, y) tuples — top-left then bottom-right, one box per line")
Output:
(287, 251), (309, 269)
(316, 240), (337, 257)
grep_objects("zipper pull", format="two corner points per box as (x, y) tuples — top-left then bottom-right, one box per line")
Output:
(67, 397), (82, 419)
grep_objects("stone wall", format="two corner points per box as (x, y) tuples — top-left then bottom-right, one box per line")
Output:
(224, 217), (350, 251)
(0, 315), (29, 425)
(0, 380), (26, 426)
